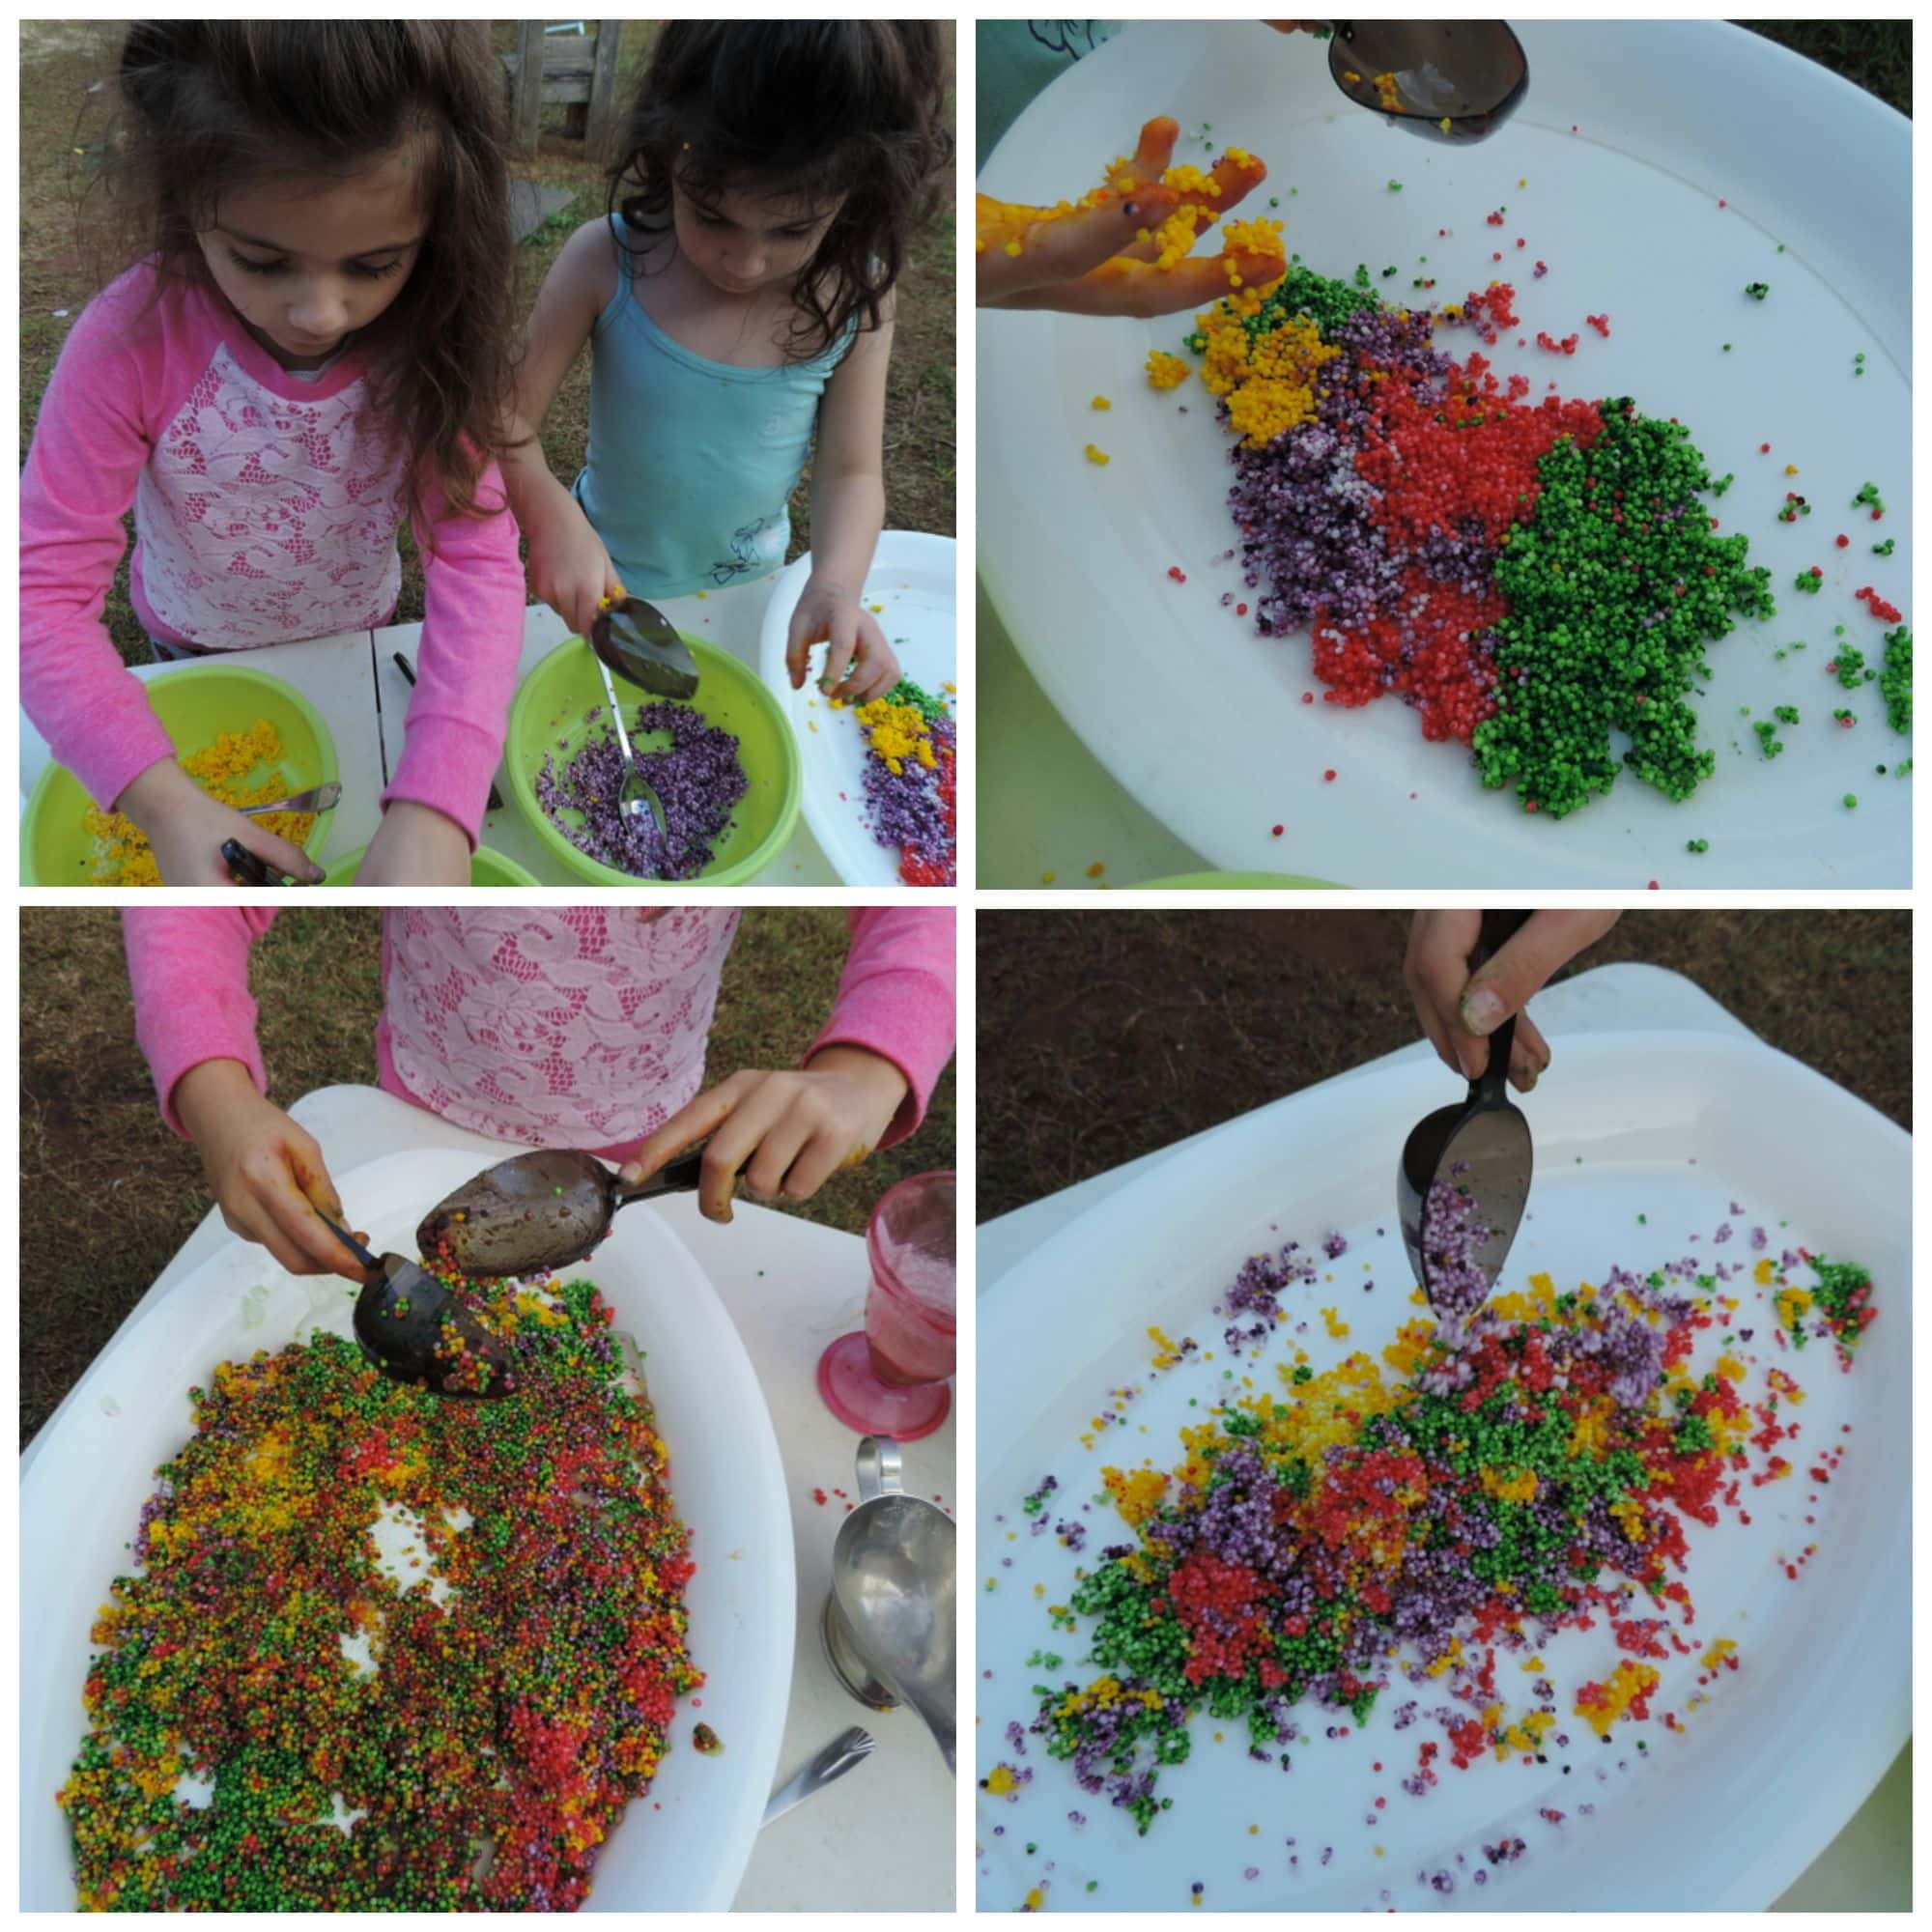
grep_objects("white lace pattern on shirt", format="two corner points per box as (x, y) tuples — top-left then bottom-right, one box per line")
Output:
(385, 907), (742, 1148)
(135, 342), (407, 646)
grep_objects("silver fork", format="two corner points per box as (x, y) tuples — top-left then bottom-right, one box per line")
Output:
(236, 781), (343, 818)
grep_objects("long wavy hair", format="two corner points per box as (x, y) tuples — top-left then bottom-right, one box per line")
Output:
(607, 21), (952, 360)
(104, 22), (515, 522)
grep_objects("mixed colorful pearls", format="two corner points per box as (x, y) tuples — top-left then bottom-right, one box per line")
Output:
(59, 1272), (701, 1910)
(1179, 256), (1780, 815)
(1000, 1221), (1871, 1849)
(851, 677), (957, 885)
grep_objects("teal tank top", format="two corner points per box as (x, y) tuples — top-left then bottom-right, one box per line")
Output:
(574, 215), (855, 598)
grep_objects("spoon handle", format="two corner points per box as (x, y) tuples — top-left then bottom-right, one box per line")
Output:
(612, 1145), (707, 1206)
(760, 1726), (875, 1828)
(1471, 911), (1532, 1103)
(313, 1211), (380, 1274)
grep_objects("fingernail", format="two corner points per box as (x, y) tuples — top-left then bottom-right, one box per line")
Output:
(1461, 985), (1506, 1035)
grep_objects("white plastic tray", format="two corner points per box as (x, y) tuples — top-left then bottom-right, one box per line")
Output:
(979, 21), (1911, 885)
(21, 1148), (795, 1914)
(975, 1033), (1910, 1911)
(758, 531), (957, 885)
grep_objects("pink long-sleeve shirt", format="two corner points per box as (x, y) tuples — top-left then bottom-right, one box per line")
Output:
(122, 906), (955, 1160)
(20, 261), (526, 841)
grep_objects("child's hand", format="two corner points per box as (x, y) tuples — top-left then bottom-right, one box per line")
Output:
(618, 1045), (910, 1223)
(526, 495), (622, 640)
(786, 579), (902, 704)
(116, 760), (326, 887)
(978, 115), (1283, 318)
(174, 1059), (366, 1280)
(357, 801), (471, 887)
(1405, 911), (1622, 1090)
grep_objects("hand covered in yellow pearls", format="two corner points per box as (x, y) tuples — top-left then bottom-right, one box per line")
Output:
(977, 116), (1285, 319)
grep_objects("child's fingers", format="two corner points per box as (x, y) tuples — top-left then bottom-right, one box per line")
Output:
(691, 1082), (795, 1223)
(1126, 115), (1182, 185)
(1514, 1010), (1552, 1080)
(573, 584), (608, 640)
(1458, 912), (1621, 1043)
(817, 614), (862, 696)
(617, 1069), (757, 1199)
(838, 653), (897, 706)
(777, 1125), (851, 1205)
(978, 187), (1179, 304)
(995, 242), (1287, 320)
(256, 1184), (356, 1278)
(784, 603), (824, 689)
(742, 1108), (815, 1203)
(232, 815), (325, 886)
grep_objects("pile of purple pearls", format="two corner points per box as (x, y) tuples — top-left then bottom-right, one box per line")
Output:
(535, 701), (749, 881)
(1420, 1179), (1496, 1316)
(862, 710), (956, 879)
(1227, 306), (1461, 652)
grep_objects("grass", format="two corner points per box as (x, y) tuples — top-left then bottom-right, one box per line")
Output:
(18, 20), (955, 667)
(20, 908), (955, 1445)
(1739, 20), (1912, 116)
(976, 910), (1910, 1222)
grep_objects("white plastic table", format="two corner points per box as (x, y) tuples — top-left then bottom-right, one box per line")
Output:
(19, 576), (840, 885)
(24, 1086), (953, 1913)
(978, 961), (1908, 1909)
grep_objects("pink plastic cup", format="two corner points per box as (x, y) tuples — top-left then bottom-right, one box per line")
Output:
(816, 1170), (955, 1440)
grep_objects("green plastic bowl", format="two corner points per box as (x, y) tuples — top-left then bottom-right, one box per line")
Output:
(21, 663), (338, 887)
(320, 843), (539, 889)
(505, 634), (801, 887)
(1138, 871), (1341, 889)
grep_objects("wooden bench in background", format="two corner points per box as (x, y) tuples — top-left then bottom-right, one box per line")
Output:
(502, 21), (624, 159)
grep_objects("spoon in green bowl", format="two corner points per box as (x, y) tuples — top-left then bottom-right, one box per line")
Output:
(584, 639), (670, 841)
(592, 593), (701, 702)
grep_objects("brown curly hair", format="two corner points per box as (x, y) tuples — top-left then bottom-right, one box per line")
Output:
(608, 21), (952, 360)
(103, 22), (515, 523)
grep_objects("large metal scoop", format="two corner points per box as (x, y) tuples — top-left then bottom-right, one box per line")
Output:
(1328, 20), (1529, 144)
(1397, 910), (1534, 1318)
(416, 1146), (706, 1280)
(822, 1436), (956, 1772)
(591, 595), (700, 702)
(315, 1213), (518, 1400)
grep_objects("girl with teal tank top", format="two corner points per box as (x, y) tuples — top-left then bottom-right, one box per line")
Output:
(503, 22), (952, 706)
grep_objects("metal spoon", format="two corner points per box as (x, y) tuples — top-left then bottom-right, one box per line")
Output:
(416, 1146), (707, 1280)
(592, 595), (700, 702)
(761, 1727), (875, 1828)
(822, 1436), (956, 1771)
(1327, 19), (1529, 143)
(314, 1212), (519, 1400)
(586, 639), (670, 840)
(236, 781), (343, 818)
(1397, 910), (1535, 1317)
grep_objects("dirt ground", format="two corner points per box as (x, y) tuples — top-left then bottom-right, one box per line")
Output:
(20, 908), (956, 1444)
(18, 19), (955, 664)
(976, 910), (1909, 1221)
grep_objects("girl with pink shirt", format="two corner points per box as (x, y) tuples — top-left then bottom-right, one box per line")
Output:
(20, 23), (526, 886)
(122, 905), (955, 1282)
